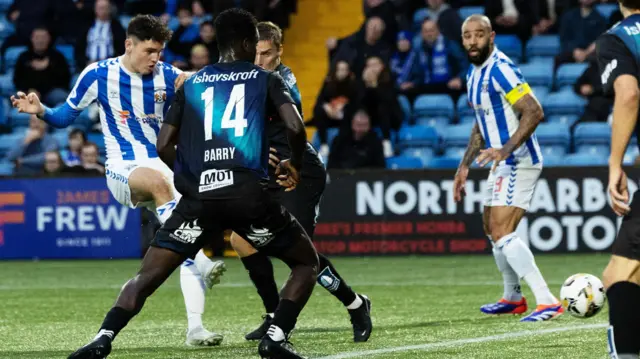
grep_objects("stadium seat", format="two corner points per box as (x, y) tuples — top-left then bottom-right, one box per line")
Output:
(531, 86), (549, 103)
(526, 35), (561, 57)
(556, 63), (589, 89)
(596, 3), (618, 20)
(0, 17), (15, 40)
(427, 156), (460, 169)
(528, 56), (555, 67)
(542, 155), (565, 167)
(413, 94), (454, 119)
(5, 46), (26, 71)
(542, 90), (587, 116)
(0, 73), (14, 96)
(9, 108), (30, 128)
(458, 6), (484, 19)
(564, 153), (608, 167)
(397, 125), (439, 149)
(0, 132), (23, 157)
(459, 115), (475, 124)
(387, 155), (423, 169)
(56, 45), (75, 72)
(444, 146), (465, 159)
(535, 122), (571, 155)
(576, 145), (610, 157)
(456, 95), (473, 118)
(401, 147), (433, 166)
(574, 122), (610, 146)
(442, 123), (474, 147)
(311, 127), (340, 149)
(518, 63), (553, 88)
(624, 146), (639, 165)
(494, 35), (522, 63)
(546, 115), (579, 127)
(398, 95), (411, 123)
(415, 116), (449, 134)
(0, 160), (13, 176)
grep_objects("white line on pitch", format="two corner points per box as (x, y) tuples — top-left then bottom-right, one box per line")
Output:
(315, 323), (608, 359)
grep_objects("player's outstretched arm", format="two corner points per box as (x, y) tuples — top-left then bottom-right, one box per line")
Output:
(499, 94), (544, 156)
(10, 91), (82, 128)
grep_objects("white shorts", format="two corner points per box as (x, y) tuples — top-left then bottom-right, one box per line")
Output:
(105, 158), (180, 211)
(483, 163), (542, 211)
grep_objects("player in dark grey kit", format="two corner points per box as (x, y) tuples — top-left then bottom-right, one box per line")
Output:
(231, 21), (373, 343)
(67, 9), (316, 359)
(597, 1), (640, 358)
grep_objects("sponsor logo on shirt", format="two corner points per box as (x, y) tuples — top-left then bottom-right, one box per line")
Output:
(199, 169), (234, 192)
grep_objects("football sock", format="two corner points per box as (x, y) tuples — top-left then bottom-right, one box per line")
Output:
(607, 282), (640, 358)
(347, 295), (363, 310)
(180, 259), (206, 332)
(194, 250), (215, 276)
(241, 252), (280, 314)
(270, 299), (301, 340)
(95, 307), (137, 342)
(490, 237), (522, 302)
(317, 254), (358, 307)
(497, 233), (556, 305)
(155, 199), (177, 224)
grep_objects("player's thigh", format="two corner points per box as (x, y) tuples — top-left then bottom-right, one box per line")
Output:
(276, 177), (324, 238)
(105, 159), (176, 209)
(152, 196), (218, 259)
(602, 255), (640, 288)
(229, 231), (258, 258)
(605, 197), (640, 287)
(487, 206), (525, 240)
(128, 164), (176, 206)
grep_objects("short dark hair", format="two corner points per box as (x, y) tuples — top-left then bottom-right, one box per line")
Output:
(200, 20), (214, 30)
(620, 0), (640, 10)
(214, 8), (258, 51)
(69, 128), (87, 142)
(258, 21), (283, 48)
(127, 15), (172, 43)
(82, 141), (99, 153)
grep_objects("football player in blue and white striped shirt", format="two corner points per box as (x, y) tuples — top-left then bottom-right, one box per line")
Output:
(11, 15), (225, 346)
(453, 15), (563, 322)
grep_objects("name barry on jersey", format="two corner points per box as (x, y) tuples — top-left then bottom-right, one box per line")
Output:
(204, 147), (236, 162)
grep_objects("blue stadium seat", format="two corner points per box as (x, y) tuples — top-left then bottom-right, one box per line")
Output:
(531, 86), (549, 99)
(458, 6), (484, 19)
(526, 35), (561, 57)
(556, 63), (589, 89)
(398, 95), (411, 123)
(56, 45), (75, 72)
(546, 115), (579, 127)
(456, 95), (473, 118)
(564, 153), (608, 167)
(528, 56), (555, 67)
(576, 145), (610, 157)
(413, 94), (454, 119)
(543, 154), (565, 167)
(119, 15), (132, 30)
(444, 146), (465, 159)
(624, 146), (639, 165)
(0, 132), (23, 157)
(494, 35), (522, 63)
(0, 73), (14, 96)
(0, 161), (13, 176)
(428, 156), (460, 169)
(443, 123), (474, 147)
(311, 127), (340, 149)
(5, 46), (26, 71)
(459, 115), (475, 124)
(9, 108), (30, 128)
(415, 116), (449, 134)
(0, 17), (15, 40)
(542, 90), (587, 116)
(397, 125), (439, 149)
(574, 122), (611, 147)
(535, 122), (570, 156)
(596, 3), (618, 19)
(387, 155), (424, 169)
(401, 147), (433, 166)
(518, 62), (553, 88)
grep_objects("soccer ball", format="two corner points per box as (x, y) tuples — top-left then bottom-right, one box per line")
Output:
(559, 273), (606, 318)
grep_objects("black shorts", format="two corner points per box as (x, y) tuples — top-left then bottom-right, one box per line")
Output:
(613, 191), (640, 260)
(269, 174), (325, 237)
(152, 181), (310, 259)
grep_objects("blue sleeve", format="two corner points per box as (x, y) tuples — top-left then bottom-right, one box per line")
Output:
(42, 103), (83, 128)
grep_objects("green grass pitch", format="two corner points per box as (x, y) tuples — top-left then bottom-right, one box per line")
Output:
(0, 254), (612, 358)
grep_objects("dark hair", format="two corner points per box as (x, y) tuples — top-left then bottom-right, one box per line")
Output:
(620, 0), (640, 10)
(177, 5), (192, 14)
(127, 15), (172, 43)
(69, 128), (87, 142)
(200, 20), (214, 30)
(366, 56), (392, 85)
(258, 21), (283, 48)
(31, 26), (50, 35)
(82, 141), (99, 153)
(214, 8), (258, 51)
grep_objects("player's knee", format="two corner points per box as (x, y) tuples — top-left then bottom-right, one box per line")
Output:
(146, 175), (173, 203)
(117, 277), (147, 313)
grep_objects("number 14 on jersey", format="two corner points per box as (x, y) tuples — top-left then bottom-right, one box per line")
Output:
(202, 84), (248, 140)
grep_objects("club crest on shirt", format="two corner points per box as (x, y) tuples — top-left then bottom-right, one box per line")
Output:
(154, 89), (167, 103)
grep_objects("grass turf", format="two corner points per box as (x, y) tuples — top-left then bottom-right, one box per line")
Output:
(0, 254), (611, 358)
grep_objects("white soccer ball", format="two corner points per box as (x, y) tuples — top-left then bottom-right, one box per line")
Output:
(559, 273), (606, 318)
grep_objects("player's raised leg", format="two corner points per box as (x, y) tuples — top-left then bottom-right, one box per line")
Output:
(126, 166), (225, 345)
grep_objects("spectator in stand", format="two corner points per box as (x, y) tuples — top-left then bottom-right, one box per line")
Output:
(213, 0), (267, 21)
(313, 60), (359, 157)
(556, 0), (606, 68)
(75, 0), (126, 69)
(166, 5), (201, 69)
(169, 20), (219, 66)
(328, 109), (386, 170)
(360, 56), (402, 158)
(573, 55), (612, 125)
(60, 129), (87, 167)
(13, 27), (71, 107)
(391, 31), (415, 88)
(334, 16), (391, 79)
(533, 0), (579, 35)
(6, 115), (57, 176)
(363, 0), (398, 46)
(400, 19), (468, 100)
(43, 150), (65, 176)
(485, 0), (539, 42)
(189, 44), (209, 71)
(424, 0), (463, 44)
(67, 141), (104, 175)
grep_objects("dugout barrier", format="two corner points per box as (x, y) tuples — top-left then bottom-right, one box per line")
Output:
(0, 167), (635, 259)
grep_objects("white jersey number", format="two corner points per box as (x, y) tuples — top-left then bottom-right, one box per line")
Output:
(202, 84), (248, 140)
